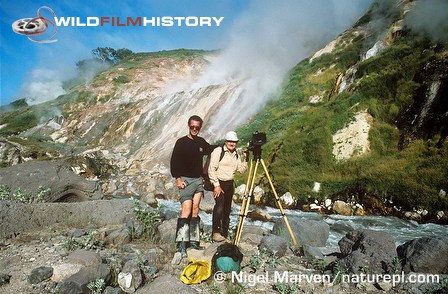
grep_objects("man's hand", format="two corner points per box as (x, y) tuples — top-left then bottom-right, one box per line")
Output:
(213, 186), (224, 198)
(243, 149), (249, 161)
(176, 178), (186, 189)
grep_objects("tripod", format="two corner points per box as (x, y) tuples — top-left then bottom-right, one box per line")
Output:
(233, 145), (300, 254)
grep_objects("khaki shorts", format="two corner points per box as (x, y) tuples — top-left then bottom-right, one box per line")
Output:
(179, 177), (204, 203)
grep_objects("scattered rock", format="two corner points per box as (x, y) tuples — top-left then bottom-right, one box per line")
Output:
(104, 227), (132, 247)
(68, 250), (102, 267)
(247, 209), (273, 222)
(171, 252), (182, 265)
(238, 225), (270, 245)
(58, 264), (111, 294)
(332, 200), (353, 216)
(302, 244), (324, 259)
(28, 266), (53, 284)
(312, 182), (321, 192)
(259, 234), (288, 257)
(338, 229), (397, 274)
(199, 191), (215, 213)
(119, 260), (142, 293)
(272, 218), (330, 248)
(157, 218), (177, 243)
(332, 110), (372, 161)
(51, 263), (83, 282)
(280, 192), (295, 207)
(397, 236), (448, 274)
(252, 186), (265, 204)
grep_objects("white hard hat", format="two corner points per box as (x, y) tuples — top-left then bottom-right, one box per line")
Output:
(224, 131), (239, 142)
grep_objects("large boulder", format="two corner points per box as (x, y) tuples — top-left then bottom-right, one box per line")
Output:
(0, 199), (134, 239)
(238, 225), (270, 246)
(157, 218), (177, 243)
(259, 234), (288, 257)
(338, 229), (397, 274)
(58, 264), (111, 294)
(397, 236), (448, 274)
(0, 160), (102, 202)
(272, 218), (330, 248)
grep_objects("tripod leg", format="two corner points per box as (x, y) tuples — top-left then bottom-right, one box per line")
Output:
(234, 159), (253, 244)
(260, 159), (301, 254)
(234, 160), (259, 245)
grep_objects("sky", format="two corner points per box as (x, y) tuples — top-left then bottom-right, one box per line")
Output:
(0, 0), (374, 106)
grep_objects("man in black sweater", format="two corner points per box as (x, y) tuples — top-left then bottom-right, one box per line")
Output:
(170, 115), (213, 257)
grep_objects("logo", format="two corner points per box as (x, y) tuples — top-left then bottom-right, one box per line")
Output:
(12, 6), (224, 44)
(12, 6), (58, 43)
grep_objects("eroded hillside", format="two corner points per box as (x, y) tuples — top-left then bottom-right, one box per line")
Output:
(1, 0), (447, 222)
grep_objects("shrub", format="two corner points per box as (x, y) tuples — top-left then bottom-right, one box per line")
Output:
(132, 198), (161, 241)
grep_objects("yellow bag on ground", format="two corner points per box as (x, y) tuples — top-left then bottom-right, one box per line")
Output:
(180, 258), (212, 284)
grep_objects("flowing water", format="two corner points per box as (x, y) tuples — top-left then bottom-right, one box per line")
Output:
(156, 199), (448, 249)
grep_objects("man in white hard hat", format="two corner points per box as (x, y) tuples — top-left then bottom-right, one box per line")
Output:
(208, 131), (248, 242)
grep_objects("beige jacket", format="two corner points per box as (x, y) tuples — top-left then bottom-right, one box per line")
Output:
(208, 145), (247, 187)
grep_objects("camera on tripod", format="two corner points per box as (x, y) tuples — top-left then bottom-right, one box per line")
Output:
(247, 131), (267, 159)
(235, 129), (301, 253)
(248, 131), (267, 148)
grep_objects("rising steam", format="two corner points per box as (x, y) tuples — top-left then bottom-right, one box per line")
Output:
(197, 0), (372, 134)
(20, 69), (66, 105)
(404, 0), (448, 43)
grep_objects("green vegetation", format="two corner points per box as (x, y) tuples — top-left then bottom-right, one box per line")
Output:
(0, 274), (11, 286)
(62, 230), (101, 251)
(0, 107), (38, 136)
(126, 48), (212, 60)
(273, 283), (300, 294)
(248, 248), (281, 270)
(113, 75), (130, 84)
(331, 260), (349, 285)
(236, 32), (448, 214)
(132, 198), (161, 241)
(0, 184), (50, 203)
(87, 278), (105, 294)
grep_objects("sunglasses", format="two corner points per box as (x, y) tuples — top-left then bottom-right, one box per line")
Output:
(189, 125), (201, 131)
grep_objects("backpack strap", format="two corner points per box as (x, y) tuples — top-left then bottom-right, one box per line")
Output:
(219, 145), (238, 162)
(219, 145), (225, 162)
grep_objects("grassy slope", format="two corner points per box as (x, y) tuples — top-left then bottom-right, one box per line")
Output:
(235, 31), (448, 214)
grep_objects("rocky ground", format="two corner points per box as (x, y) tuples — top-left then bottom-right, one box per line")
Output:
(1, 198), (447, 294)
(0, 161), (446, 293)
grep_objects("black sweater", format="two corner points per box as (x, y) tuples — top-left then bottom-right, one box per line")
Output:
(170, 135), (212, 179)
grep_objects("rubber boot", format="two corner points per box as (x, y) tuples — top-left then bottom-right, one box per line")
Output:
(189, 216), (204, 250)
(222, 217), (230, 239)
(175, 218), (189, 257)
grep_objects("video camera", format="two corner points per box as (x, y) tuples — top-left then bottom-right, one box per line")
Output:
(247, 131), (267, 159)
(249, 131), (267, 148)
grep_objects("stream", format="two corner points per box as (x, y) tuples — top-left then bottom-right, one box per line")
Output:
(156, 199), (448, 249)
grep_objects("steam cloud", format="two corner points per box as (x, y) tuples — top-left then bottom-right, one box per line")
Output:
(20, 58), (108, 106)
(21, 69), (66, 105)
(196, 0), (373, 134)
(404, 0), (448, 43)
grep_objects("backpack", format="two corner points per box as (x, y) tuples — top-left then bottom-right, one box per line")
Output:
(202, 145), (238, 191)
(211, 243), (243, 273)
